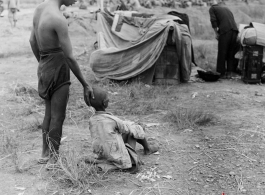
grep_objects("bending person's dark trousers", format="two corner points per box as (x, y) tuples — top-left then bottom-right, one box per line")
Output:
(217, 30), (238, 75)
(38, 48), (71, 152)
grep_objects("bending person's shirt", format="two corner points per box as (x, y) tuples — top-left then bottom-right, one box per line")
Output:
(209, 3), (238, 34)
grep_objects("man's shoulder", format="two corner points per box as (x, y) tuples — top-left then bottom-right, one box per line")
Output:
(210, 4), (218, 9)
(35, 4), (65, 22)
(90, 112), (119, 122)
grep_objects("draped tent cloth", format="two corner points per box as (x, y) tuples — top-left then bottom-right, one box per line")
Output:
(89, 11), (192, 83)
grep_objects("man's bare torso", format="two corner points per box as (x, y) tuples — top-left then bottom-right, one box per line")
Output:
(33, 2), (65, 51)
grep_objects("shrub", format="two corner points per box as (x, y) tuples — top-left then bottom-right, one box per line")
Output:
(163, 107), (215, 130)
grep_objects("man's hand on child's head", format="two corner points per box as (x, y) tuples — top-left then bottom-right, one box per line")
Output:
(84, 85), (94, 106)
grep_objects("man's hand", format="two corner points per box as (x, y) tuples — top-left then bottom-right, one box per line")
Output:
(215, 32), (219, 40)
(84, 85), (94, 106)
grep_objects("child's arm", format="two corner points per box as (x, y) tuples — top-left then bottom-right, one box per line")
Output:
(115, 118), (145, 139)
(102, 114), (145, 139)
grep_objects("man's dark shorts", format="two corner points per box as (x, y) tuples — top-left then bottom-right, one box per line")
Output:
(38, 48), (71, 100)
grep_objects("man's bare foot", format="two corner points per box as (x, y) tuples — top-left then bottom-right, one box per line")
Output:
(46, 155), (60, 170)
(46, 162), (60, 170)
(38, 157), (49, 164)
(144, 145), (159, 155)
(38, 150), (50, 164)
(47, 154), (58, 164)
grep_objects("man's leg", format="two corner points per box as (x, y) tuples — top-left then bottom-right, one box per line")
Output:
(41, 99), (51, 161)
(227, 30), (239, 74)
(47, 84), (69, 164)
(216, 32), (229, 76)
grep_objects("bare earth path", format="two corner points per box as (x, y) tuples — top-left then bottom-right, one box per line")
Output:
(1, 5), (265, 195)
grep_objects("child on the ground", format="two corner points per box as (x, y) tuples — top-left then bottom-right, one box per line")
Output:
(87, 87), (159, 173)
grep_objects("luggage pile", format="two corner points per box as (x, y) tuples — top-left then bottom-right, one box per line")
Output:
(238, 22), (265, 84)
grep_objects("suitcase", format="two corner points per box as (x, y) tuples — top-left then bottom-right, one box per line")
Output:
(241, 45), (263, 84)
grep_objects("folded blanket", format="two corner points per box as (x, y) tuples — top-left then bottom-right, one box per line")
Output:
(251, 22), (265, 47)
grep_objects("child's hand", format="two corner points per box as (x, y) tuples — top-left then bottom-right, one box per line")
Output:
(137, 122), (146, 131)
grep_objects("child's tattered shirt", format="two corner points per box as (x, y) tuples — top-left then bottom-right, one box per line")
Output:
(88, 111), (145, 169)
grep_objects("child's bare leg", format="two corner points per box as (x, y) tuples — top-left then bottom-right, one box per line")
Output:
(122, 133), (136, 149)
(122, 133), (140, 173)
(136, 138), (149, 154)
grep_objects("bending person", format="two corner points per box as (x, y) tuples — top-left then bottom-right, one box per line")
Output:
(209, 0), (238, 79)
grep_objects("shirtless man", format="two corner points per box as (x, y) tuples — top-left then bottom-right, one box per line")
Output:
(29, 0), (94, 167)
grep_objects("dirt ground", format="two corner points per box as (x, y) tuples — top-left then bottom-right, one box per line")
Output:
(1, 4), (265, 195)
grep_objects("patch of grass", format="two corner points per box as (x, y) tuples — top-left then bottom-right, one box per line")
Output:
(104, 81), (174, 115)
(49, 149), (106, 194)
(190, 16), (214, 40)
(0, 132), (18, 154)
(0, 131), (22, 172)
(237, 5), (265, 21)
(7, 83), (44, 116)
(19, 116), (42, 132)
(163, 107), (215, 130)
(193, 41), (217, 70)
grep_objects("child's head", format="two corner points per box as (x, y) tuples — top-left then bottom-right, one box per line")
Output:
(90, 87), (109, 111)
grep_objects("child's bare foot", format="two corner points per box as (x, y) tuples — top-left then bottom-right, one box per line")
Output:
(127, 163), (140, 174)
(144, 145), (159, 155)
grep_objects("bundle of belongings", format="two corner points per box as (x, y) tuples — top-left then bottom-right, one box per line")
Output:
(236, 22), (265, 83)
(89, 9), (195, 84)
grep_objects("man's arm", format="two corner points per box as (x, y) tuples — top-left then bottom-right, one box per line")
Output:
(29, 28), (40, 62)
(54, 17), (94, 105)
(209, 7), (219, 40)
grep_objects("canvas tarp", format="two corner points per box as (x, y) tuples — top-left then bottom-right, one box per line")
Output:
(89, 11), (192, 83)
